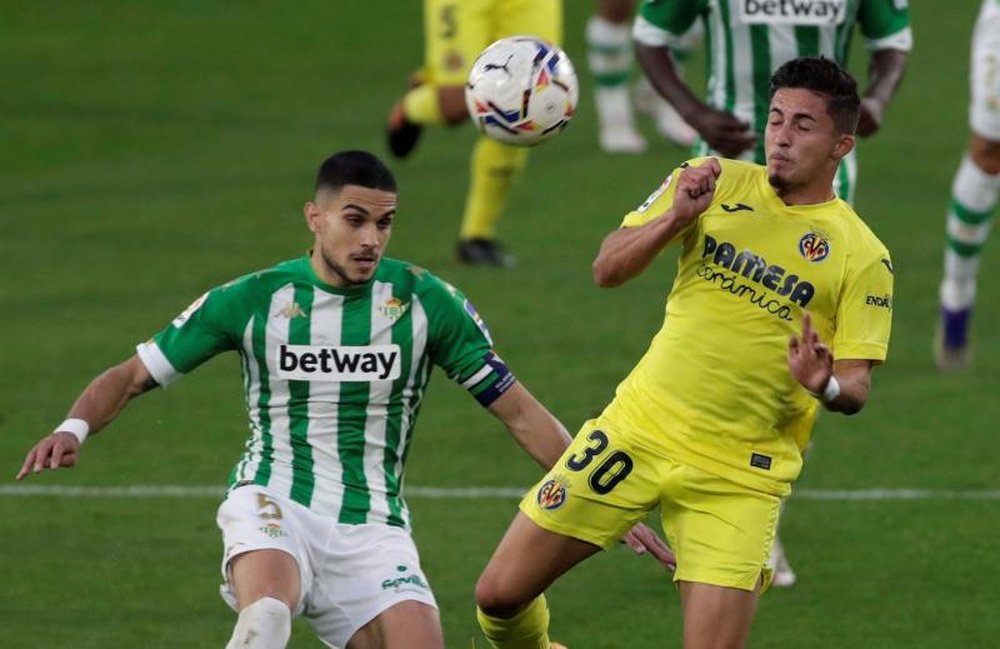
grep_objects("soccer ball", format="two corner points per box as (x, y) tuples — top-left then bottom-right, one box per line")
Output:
(465, 36), (579, 147)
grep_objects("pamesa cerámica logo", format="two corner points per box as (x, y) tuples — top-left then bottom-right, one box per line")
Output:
(700, 235), (816, 309)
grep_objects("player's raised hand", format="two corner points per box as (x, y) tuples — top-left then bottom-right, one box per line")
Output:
(16, 432), (80, 480)
(621, 522), (677, 572)
(673, 158), (722, 226)
(788, 312), (834, 394)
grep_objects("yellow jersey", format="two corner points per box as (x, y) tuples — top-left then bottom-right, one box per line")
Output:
(602, 158), (894, 496)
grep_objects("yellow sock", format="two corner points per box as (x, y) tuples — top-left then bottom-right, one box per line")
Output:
(459, 136), (529, 240)
(476, 595), (551, 649)
(402, 84), (445, 126)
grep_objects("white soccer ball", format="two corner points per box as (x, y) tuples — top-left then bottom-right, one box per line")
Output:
(465, 36), (579, 147)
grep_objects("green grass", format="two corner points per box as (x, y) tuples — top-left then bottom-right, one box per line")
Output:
(2, 1), (998, 647)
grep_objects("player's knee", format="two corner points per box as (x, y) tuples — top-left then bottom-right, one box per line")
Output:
(970, 137), (1000, 175)
(474, 572), (525, 618)
(438, 86), (468, 125)
(226, 596), (292, 649)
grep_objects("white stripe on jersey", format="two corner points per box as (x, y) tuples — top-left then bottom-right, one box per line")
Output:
(726, 3), (758, 162)
(304, 288), (345, 518)
(461, 365), (493, 390)
(361, 281), (397, 523)
(768, 25), (798, 80)
(261, 283), (298, 491)
(707, 0), (729, 115)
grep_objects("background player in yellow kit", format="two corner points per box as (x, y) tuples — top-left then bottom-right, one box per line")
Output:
(473, 56), (894, 649)
(386, 0), (561, 268)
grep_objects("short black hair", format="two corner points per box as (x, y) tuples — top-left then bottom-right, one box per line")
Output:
(315, 150), (397, 194)
(769, 56), (860, 134)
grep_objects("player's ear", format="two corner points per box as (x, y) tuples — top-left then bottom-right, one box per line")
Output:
(831, 133), (855, 162)
(304, 201), (322, 233)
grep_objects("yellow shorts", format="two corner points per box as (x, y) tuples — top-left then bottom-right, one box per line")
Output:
(422, 0), (562, 85)
(520, 419), (781, 592)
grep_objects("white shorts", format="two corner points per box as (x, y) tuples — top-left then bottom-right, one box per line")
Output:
(970, 0), (1000, 140)
(216, 485), (437, 649)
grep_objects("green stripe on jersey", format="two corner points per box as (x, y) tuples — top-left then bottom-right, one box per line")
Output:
(337, 289), (374, 524)
(288, 284), (316, 507)
(794, 25), (820, 56)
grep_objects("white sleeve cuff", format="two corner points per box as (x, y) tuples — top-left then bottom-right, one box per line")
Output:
(136, 341), (182, 387)
(633, 14), (687, 49)
(866, 27), (912, 52)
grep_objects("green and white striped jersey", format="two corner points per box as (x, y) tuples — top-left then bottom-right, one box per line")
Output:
(635, 0), (913, 163)
(136, 256), (514, 530)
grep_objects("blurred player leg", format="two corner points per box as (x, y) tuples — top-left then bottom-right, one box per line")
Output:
(937, 1), (1000, 371)
(937, 147), (999, 371)
(454, 0), (561, 266)
(767, 534), (796, 588)
(587, 0), (646, 153)
(457, 137), (527, 267)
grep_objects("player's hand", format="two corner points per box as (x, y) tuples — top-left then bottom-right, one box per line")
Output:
(788, 312), (834, 394)
(689, 107), (756, 157)
(673, 158), (722, 226)
(857, 96), (885, 138)
(621, 522), (676, 572)
(15, 432), (80, 480)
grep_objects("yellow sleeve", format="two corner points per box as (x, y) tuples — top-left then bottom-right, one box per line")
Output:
(620, 157), (715, 228)
(832, 252), (894, 362)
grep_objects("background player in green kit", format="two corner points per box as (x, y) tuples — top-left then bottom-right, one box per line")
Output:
(16, 150), (672, 649)
(634, 0), (911, 205)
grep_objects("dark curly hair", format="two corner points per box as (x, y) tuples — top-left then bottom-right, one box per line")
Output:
(769, 56), (860, 134)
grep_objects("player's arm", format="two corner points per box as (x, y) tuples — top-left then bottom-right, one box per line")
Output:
(855, 0), (912, 137)
(16, 355), (158, 479)
(635, 43), (755, 157)
(787, 313), (872, 415)
(857, 48), (908, 137)
(486, 381), (572, 470)
(593, 158), (721, 287)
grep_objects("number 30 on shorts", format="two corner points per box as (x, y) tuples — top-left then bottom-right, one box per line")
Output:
(565, 429), (634, 495)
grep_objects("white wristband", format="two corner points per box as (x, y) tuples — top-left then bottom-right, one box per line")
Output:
(55, 418), (90, 444)
(809, 376), (841, 404)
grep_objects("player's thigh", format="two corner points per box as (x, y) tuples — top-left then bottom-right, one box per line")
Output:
(476, 511), (603, 614)
(660, 464), (780, 592)
(970, 0), (1000, 143)
(497, 0), (562, 45)
(678, 581), (759, 649)
(216, 485), (313, 613)
(520, 419), (660, 551)
(306, 524), (437, 649)
(423, 0), (492, 85)
(346, 600), (443, 649)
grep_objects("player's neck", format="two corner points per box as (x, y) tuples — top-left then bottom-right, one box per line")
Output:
(775, 179), (837, 206)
